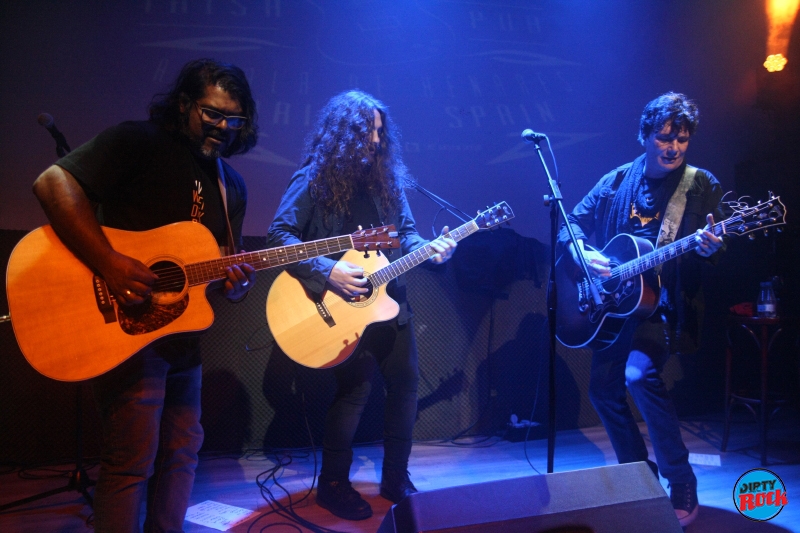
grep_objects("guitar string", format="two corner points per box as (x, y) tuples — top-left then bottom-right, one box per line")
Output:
(144, 237), (391, 291)
(581, 212), (759, 298)
(366, 222), (478, 288)
(606, 214), (748, 282)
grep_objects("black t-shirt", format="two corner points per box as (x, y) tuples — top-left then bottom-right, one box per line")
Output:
(628, 175), (667, 242)
(341, 187), (402, 298)
(56, 120), (247, 248)
(341, 188), (382, 236)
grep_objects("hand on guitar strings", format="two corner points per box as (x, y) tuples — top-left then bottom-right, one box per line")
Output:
(103, 251), (158, 306)
(694, 213), (723, 257)
(223, 255), (256, 302)
(429, 226), (457, 264)
(570, 242), (611, 278)
(328, 260), (369, 300)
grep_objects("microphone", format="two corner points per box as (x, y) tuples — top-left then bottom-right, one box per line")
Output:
(521, 129), (547, 143)
(37, 113), (71, 157)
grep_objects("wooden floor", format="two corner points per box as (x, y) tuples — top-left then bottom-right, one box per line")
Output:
(1, 409), (798, 533)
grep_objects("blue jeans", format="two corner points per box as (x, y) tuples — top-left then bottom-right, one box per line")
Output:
(320, 317), (419, 481)
(91, 340), (204, 533)
(589, 315), (696, 485)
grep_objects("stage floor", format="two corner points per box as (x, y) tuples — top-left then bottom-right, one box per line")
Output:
(1, 410), (798, 532)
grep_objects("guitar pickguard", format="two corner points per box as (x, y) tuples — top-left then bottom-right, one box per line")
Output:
(588, 278), (638, 323)
(117, 294), (189, 335)
(116, 258), (190, 335)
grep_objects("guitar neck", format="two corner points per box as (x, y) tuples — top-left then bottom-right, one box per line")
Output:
(368, 220), (479, 287)
(613, 222), (725, 280)
(184, 235), (354, 286)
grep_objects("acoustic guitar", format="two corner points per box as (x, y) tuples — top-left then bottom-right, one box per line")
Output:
(6, 222), (399, 381)
(266, 202), (514, 368)
(555, 196), (787, 349)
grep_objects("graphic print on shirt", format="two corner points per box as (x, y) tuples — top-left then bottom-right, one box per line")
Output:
(630, 203), (660, 228)
(191, 180), (205, 223)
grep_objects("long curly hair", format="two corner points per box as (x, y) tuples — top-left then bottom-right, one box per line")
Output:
(148, 58), (258, 157)
(302, 90), (411, 220)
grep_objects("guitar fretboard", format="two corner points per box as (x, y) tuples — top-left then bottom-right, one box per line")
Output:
(184, 236), (354, 286)
(368, 220), (479, 287)
(611, 220), (729, 281)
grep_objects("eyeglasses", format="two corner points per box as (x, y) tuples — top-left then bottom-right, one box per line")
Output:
(194, 103), (247, 130)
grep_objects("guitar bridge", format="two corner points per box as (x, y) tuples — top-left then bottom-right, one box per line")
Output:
(93, 276), (117, 324)
(314, 295), (336, 328)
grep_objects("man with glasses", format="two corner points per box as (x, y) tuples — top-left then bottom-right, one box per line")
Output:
(558, 92), (724, 528)
(32, 58), (258, 532)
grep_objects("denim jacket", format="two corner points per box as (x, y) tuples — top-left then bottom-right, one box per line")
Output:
(266, 166), (429, 324)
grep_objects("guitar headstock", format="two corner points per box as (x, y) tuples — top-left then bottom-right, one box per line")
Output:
(720, 195), (787, 239)
(474, 201), (515, 230)
(351, 224), (400, 251)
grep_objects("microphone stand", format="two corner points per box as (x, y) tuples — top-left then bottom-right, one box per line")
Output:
(409, 182), (472, 224)
(0, 126), (96, 512)
(528, 136), (601, 474)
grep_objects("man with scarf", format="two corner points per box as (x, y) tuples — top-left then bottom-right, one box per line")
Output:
(558, 92), (724, 528)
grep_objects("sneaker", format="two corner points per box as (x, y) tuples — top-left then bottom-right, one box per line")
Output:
(670, 482), (699, 527)
(380, 468), (418, 503)
(316, 478), (372, 520)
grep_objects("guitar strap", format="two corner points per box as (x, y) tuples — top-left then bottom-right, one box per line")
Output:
(653, 164), (697, 275)
(216, 158), (237, 256)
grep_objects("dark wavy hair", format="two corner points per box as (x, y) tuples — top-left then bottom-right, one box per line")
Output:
(638, 92), (699, 144)
(149, 58), (258, 157)
(302, 90), (411, 220)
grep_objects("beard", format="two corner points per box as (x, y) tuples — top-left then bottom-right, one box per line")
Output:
(180, 113), (228, 159)
(199, 128), (228, 159)
(200, 142), (221, 159)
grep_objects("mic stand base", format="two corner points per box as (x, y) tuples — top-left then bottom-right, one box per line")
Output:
(0, 384), (95, 512)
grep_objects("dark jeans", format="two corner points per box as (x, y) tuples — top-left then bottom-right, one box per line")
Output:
(320, 317), (419, 481)
(92, 340), (204, 533)
(589, 315), (696, 485)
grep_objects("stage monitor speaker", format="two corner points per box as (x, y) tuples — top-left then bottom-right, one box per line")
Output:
(377, 462), (682, 533)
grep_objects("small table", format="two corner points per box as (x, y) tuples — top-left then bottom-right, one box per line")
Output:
(721, 315), (796, 465)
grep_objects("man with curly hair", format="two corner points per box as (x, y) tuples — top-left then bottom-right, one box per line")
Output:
(33, 59), (258, 532)
(558, 92), (725, 527)
(267, 90), (456, 520)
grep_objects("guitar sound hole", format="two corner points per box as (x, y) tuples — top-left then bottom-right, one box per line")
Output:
(149, 260), (187, 304)
(350, 279), (377, 308)
(600, 262), (621, 295)
(600, 279), (620, 295)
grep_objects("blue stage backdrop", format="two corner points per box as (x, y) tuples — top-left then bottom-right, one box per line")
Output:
(2, 1), (800, 461)
(0, 0), (777, 241)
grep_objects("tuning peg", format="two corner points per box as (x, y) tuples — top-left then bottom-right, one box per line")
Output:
(749, 234), (756, 240)
(763, 229), (769, 237)
(357, 225), (363, 231)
